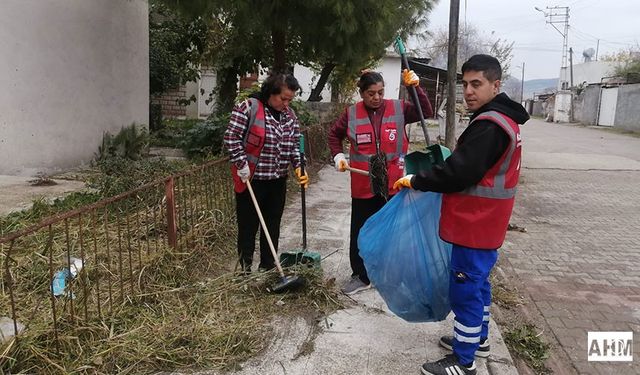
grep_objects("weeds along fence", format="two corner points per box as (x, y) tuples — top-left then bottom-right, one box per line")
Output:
(0, 122), (331, 362)
(0, 158), (235, 356)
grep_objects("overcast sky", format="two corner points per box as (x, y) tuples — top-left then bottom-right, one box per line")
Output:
(423, 0), (640, 80)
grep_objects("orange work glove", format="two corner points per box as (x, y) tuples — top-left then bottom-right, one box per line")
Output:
(295, 167), (309, 189)
(393, 174), (415, 190)
(402, 69), (420, 87)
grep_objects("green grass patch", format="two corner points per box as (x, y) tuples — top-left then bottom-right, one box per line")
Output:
(504, 324), (551, 374)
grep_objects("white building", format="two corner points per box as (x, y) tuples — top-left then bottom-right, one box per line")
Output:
(294, 48), (404, 103)
(0, 1), (149, 176)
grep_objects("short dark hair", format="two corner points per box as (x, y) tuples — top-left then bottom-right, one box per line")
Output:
(260, 73), (301, 101)
(461, 54), (502, 82)
(357, 71), (385, 92)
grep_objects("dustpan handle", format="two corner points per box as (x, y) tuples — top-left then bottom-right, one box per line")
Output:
(395, 36), (430, 145)
(299, 135), (307, 250)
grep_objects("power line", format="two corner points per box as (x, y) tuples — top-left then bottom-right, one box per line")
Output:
(535, 6), (571, 88)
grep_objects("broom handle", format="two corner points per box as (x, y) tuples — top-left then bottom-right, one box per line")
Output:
(344, 165), (369, 176)
(246, 180), (286, 278)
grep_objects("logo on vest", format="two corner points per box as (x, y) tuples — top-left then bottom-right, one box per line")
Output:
(385, 128), (397, 141)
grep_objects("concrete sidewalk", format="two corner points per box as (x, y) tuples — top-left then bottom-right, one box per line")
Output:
(209, 167), (518, 375)
(0, 175), (86, 216)
(500, 119), (640, 374)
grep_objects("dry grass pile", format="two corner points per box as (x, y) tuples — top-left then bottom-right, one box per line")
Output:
(1, 211), (341, 374)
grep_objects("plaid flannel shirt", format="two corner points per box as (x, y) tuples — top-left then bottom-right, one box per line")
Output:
(223, 99), (301, 180)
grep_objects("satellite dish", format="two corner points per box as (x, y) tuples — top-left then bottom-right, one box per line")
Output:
(583, 48), (595, 62)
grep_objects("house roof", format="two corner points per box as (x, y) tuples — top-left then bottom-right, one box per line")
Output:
(408, 58), (462, 83)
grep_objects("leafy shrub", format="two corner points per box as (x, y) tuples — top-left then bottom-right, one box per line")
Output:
(289, 100), (318, 127)
(96, 124), (149, 161)
(180, 112), (230, 159)
(149, 118), (202, 148)
(89, 156), (188, 197)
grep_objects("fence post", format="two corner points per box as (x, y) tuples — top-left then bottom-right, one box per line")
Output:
(165, 177), (177, 248)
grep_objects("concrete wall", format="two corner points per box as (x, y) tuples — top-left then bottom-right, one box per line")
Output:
(572, 93), (584, 124)
(614, 83), (640, 132)
(532, 101), (544, 117)
(554, 91), (572, 123)
(0, 0), (149, 176)
(580, 85), (601, 126)
(558, 61), (618, 90)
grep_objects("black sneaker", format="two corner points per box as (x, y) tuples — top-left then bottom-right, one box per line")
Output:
(421, 354), (476, 375)
(439, 336), (490, 358)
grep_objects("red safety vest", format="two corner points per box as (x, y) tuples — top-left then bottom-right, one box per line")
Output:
(347, 100), (408, 198)
(231, 98), (266, 193)
(440, 110), (522, 249)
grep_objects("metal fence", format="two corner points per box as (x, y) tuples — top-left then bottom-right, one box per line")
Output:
(0, 158), (234, 353)
(0, 121), (331, 359)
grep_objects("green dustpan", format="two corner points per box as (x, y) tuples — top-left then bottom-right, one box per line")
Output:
(280, 135), (321, 268)
(405, 144), (452, 174)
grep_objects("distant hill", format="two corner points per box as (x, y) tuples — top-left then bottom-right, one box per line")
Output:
(502, 77), (558, 100)
(524, 78), (558, 98)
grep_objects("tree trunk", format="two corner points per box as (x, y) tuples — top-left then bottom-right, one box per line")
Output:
(217, 63), (240, 113)
(271, 25), (287, 74)
(307, 63), (336, 102)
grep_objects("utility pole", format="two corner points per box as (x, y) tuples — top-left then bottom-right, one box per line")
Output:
(536, 6), (570, 89)
(520, 62), (525, 103)
(595, 39), (600, 61)
(569, 47), (574, 88)
(446, 0), (460, 150)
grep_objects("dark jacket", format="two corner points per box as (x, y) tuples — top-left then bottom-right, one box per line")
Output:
(411, 93), (530, 193)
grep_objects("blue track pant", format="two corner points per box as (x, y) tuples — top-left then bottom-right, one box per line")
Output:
(450, 244), (498, 365)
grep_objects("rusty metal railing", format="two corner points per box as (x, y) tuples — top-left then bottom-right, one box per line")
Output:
(0, 158), (234, 354)
(0, 121), (332, 364)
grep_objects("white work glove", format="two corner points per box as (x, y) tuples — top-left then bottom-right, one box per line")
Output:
(237, 164), (250, 183)
(333, 153), (348, 172)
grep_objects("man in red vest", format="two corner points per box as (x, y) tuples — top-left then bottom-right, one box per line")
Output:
(394, 54), (529, 375)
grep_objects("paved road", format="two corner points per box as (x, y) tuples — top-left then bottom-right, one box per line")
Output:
(501, 119), (640, 375)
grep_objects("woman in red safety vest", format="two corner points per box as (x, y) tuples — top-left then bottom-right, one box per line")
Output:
(328, 70), (433, 295)
(223, 74), (309, 274)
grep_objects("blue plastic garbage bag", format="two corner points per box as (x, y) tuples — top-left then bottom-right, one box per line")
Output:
(358, 189), (452, 322)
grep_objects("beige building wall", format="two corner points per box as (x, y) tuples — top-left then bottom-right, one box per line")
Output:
(0, 0), (149, 176)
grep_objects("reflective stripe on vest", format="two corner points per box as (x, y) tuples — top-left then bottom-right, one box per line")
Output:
(462, 111), (518, 199)
(231, 98), (265, 193)
(346, 99), (407, 198)
(347, 100), (405, 161)
(244, 98), (265, 165)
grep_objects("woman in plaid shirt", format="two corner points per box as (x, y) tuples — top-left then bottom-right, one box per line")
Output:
(223, 74), (309, 273)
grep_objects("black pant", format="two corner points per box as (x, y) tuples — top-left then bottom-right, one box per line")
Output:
(235, 177), (287, 271)
(350, 195), (389, 284)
